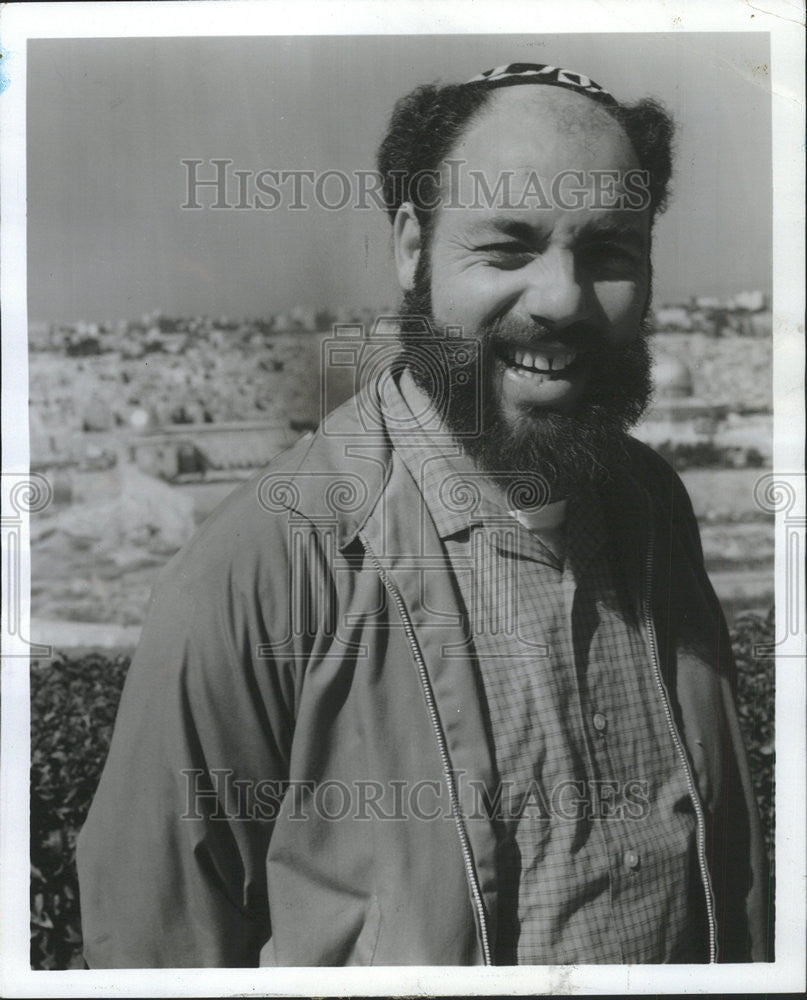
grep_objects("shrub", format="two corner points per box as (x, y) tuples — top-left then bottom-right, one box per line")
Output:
(30, 613), (776, 969)
(30, 653), (130, 970)
(730, 607), (776, 862)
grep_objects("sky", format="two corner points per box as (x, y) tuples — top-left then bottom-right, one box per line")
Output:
(27, 32), (772, 324)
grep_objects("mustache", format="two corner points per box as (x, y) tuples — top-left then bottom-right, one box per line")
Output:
(483, 318), (606, 355)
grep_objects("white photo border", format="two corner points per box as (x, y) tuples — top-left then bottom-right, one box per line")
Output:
(1, 0), (804, 996)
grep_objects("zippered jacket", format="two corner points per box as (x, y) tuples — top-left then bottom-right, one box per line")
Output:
(77, 370), (772, 967)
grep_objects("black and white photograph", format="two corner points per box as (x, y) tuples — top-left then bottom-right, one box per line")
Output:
(1, 1), (804, 996)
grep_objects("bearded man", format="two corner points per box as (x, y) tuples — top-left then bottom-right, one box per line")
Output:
(78, 63), (771, 968)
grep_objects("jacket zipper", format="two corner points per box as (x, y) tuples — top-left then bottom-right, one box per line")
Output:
(642, 522), (718, 963)
(359, 532), (493, 966)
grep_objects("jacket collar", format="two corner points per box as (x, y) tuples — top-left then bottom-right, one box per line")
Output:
(256, 375), (393, 550)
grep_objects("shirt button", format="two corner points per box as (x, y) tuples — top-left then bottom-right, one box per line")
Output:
(592, 712), (608, 733)
(623, 849), (640, 871)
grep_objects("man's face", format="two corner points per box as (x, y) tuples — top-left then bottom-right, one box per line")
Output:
(397, 86), (655, 495)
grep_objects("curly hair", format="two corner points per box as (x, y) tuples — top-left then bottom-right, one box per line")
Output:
(376, 79), (675, 236)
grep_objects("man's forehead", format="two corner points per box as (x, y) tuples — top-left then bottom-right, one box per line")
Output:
(458, 210), (649, 239)
(447, 85), (637, 174)
(429, 88), (649, 237)
(484, 84), (618, 126)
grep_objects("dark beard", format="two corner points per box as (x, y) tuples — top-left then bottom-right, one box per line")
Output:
(397, 255), (653, 499)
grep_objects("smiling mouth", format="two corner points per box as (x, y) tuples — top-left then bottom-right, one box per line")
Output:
(496, 346), (584, 377)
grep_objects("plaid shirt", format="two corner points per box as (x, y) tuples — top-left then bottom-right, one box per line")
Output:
(382, 368), (703, 964)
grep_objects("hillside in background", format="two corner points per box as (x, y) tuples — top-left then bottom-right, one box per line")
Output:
(28, 300), (774, 643)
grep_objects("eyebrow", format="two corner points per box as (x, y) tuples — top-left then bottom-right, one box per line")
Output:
(575, 219), (648, 248)
(464, 218), (539, 242)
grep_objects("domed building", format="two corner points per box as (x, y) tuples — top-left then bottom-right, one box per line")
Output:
(652, 354), (694, 399)
(635, 351), (728, 445)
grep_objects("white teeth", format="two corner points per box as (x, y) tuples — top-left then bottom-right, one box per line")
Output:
(507, 348), (578, 372)
(551, 351), (576, 371)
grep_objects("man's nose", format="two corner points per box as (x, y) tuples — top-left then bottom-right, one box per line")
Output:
(519, 248), (590, 330)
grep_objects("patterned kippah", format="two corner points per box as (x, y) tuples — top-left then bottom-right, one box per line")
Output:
(465, 63), (617, 107)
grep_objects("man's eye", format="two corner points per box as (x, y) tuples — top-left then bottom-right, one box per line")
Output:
(477, 243), (533, 268)
(579, 243), (644, 275)
(583, 241), (638, 260)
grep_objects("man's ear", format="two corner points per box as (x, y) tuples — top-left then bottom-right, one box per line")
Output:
(392, 202), (422, 291)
